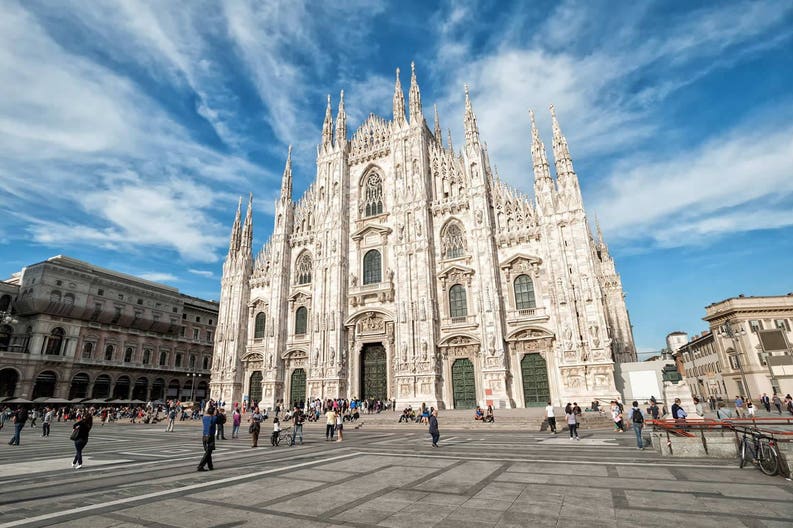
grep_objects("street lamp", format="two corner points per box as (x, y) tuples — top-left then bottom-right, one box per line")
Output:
(717, 321), (750, 397)
(187, 372), (202, 403)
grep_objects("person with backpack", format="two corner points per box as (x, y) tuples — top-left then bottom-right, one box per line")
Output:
(629, 401), (645, 450)
(215, 408), (227, 440)
(231, 407), (241, 439)
(71, 412), (93, 469)
(8, 407), (27, 445)
(291, 407), (304, 446)
(165, 406), (177, 432)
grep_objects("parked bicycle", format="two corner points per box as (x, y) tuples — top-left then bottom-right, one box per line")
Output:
(277, 426), (293, 447)
(736, 427), (780, 476)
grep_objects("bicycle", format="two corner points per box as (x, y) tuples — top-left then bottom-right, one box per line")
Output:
(736, 427), (780, 476)
(277, 426), (293, 447)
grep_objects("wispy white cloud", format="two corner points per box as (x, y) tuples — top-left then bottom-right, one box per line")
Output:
(137, 272), (179, 283)
(188, 269), (215, 278)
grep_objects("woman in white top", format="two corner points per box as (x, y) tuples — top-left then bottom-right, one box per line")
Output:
(335, 412), (344, 442)
(545, 401), (557, 434)
(564, 403), (579, 440)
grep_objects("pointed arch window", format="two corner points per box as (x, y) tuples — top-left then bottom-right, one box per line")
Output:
(442, 222), (466, 259)
(295, 306), (308, 335)
(449, 284), (468, 318)
(364, 173), (384, 217)
(363, 249), (382, 285)
(295, 253), (312, 285)
(254, 312), (266, 339)
(514, 274), (536, 310)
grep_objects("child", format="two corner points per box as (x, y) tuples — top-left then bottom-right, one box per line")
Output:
(747, 401), (756, 418)
(271, 417), (280, 446)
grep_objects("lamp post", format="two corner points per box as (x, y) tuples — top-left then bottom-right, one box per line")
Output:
(717, 321), (750, 397)
(187, 372), (202, 403)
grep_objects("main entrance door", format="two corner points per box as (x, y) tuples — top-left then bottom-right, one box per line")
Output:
(360, 343), (387, 400)
(452, 358), (476, 408)
(521, 353), (550, 407)
(249, 372), (263, 406)
(289, 368), (306, 408)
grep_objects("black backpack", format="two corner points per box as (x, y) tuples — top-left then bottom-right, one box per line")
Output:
(631, 408), (644, 424)
(217, 413), (227, 425)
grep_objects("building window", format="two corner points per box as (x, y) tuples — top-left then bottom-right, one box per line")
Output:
(775, 319), (791, 331)
(254, 312), (266, 339)
(202, 356), (210, 370)
(189, 354), (196, 368)
(192, 328), (199, 340)
(363, 249), (382, 285)
(206, 330), (212, 342)
(111, 306), (122, 324)
(0, 295), (11, 312)
(105, 345), (114, 361)
(513, 275), (537, 310)
(175, 353), (183, 367)
(364, 173), (384, 217)
(209, 319), (213, 325)
(180, 326), (186, 337)
(44, 327), (65, 355)
(143, 348), (151, 364)
(159, 351), (167, 366)
(295, 307), (308, 335)
(195, 316), (200, 323)
(749, 320), (763, 333)
(97, 289), (104, 296)
(124, 347), (133, 363)
(82, 342), (93, 359)
(137, 298), (143, 305)
(295, 252), (312, 285)
(182, 313), (187, 320)
(50, 290), (62, 303)
(63, 293), (75, 305)
(449, 284), (468, 318)
(441, 222), (466, 259)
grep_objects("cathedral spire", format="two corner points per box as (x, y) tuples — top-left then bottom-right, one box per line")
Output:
(228, 196), (242, 255)
(463, 84), (480, 149)
(595, 214), (605, 247)
(433, 104), (442, 142)
(447, 128), (454, 152)
(240, 193), (253, 254)
(280, 145), (293, 201)
(393, 67), (406, 124)
(549, 104), (582, 208)
(530, 110), (552, 182)
(335, 90), (347, 147)
(321, 94), (333, 149)
(408, 61), (423, 125)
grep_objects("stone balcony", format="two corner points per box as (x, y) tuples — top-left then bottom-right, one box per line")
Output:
(349, 280), (394, 306)
(440, 314), (479, 331)
(506, 306), (549, 325)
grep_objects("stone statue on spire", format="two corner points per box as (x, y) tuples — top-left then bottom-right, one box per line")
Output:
(321, 94), (333, 149)
(393, 67), (406, 124)
(335, 90), (347, 147)
(433, 104), (442, 142)
(408, 61), (423, 125)
(463, 84), (480, 149)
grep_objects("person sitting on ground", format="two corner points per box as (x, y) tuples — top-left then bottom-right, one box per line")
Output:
(484, 405), (495, 423)
(474, 406), (484, 421)
(590, 400), (600, 412)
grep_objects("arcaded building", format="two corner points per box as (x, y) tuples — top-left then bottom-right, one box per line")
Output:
(0, 256), (217, 403)
(211, 65), (636, 410)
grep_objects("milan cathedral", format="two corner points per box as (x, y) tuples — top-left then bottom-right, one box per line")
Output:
(210, 64), (636, 410)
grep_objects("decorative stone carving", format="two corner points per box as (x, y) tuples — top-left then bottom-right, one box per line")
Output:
(358, 312), (385, 334)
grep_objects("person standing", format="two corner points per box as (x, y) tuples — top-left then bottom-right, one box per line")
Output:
(708, 395), (717, 411)
(565, 404), (579, 440)
(42, 407), (54, 437)
(335, 411), (344, 442)
(271, 417), (280, 446)
(71, 412), (93, 469)
(8, 406), (27, 445)
(746, 401), (756, 418)
(693, 397), (704, 417)
(197, 406), (217, 471)
(760, 393), (770, 413)
(291, 407), (304, 446)
(231, 408), (241, 439)
(628, 401), (645, 450)
(325, 408), (337, 441)
(249, 407), (262, 448)
(734, 395), (744, 418)
(215, 408), (227, 440)
(165, 406), (177, 432)
(611, 401), (624, 432)
(428, 409), (440, 447)
(545, 401), (557, 434)
(772, 394), (783, 414)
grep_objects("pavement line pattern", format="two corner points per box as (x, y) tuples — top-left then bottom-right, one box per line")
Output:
(0, 451), (359, 528)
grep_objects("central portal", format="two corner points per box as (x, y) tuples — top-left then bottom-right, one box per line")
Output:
(360, 343), (387, 400)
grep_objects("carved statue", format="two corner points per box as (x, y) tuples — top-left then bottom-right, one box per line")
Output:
(422, 340), (428, 361)
(350, 273), (358, 287)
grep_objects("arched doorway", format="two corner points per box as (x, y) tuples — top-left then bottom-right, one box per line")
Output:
(360, 344), (387, 400)
(521, 353), (550, 407)
(32, 370), (57, 399)
(249, 372), (263, 406)
(452, 359), (476, 408)
(151, 378), (165, 401)
(0, 325), (13, 351)
(68, 373), (90, 400)
(290, 368), (306, 408)
(92, 375), (111, 398)
(0, 368), (19, 398)
(113, 376), (131, 400)
(132, 377), (149, 401)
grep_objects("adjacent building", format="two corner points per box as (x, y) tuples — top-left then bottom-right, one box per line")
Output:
(676, 294), (793, 399)
(212, 64), (637, 410)
(0, 256), (218, 403)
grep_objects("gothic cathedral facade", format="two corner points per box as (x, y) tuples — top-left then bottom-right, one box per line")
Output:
(210, 64), (636, 410)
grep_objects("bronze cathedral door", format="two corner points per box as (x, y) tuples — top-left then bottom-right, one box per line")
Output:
(452, 358), (477, 408)
(360, 344), (387, 400)
(521, 353), (550, 407)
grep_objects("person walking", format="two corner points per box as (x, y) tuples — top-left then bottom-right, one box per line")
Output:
(335, 411), (344, 442)
(565, 403), (579, 440)
(746, 401), (756, 418)
(760, 393), (771, 413)
(215, 408), (227, 440)
(231, 408), (241, 439)
(71, 412), (93, 469)
(628, 401), (645, 450)
(249, 407), (262, 448)
(611, 401), (624, 432)
(428, 409), (440, 447)
(8, 406), (27, 445)
(734, 395), (744, 418)
(545, 401), (557, 434)
(271, 417), (281, 446)
(197, 406), (217, 471)
(42, 407), (54, 437)
(325, 408), (337, 441)
(165, 406), (177, 432)
(772, 394), (783, 414)
(716, 401), (733, 419)
(291, 407), (304, 446)
(693, 397), (704, 417)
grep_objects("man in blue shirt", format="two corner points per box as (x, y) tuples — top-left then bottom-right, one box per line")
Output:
(197, 406), (217, 471)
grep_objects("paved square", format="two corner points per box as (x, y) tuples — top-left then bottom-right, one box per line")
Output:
(0, 421), (790, 527)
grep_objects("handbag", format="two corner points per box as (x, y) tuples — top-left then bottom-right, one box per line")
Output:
(69, 427), (79, 441)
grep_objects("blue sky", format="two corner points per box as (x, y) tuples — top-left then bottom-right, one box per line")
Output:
(1, 1), (792, 355)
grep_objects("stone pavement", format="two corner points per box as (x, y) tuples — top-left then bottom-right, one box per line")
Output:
(0, 420), (791, 527)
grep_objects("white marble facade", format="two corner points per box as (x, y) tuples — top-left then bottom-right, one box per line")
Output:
(211, 64), (636, 410)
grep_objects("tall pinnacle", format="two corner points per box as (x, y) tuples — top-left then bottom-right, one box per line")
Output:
(408, 61), (422, 124)
(433, 104), (442, 142)
(392, 67), (406, 124)
(335, 90), (347, 146)
(447, 128), (454, 152)
(529, 110), (552, 181)
(595, 214), (605, 246)
(321, 94), (333, 148)
(228, 196), (242, 254)
(240, 193), (253, 253)
(550, 104), (574, 180)
(463, 84), (480, 148)
(280, 145), (293, 200)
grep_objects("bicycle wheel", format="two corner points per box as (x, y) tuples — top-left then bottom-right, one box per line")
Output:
(738, 438), (748, 468)
(758, 441), (780, 476)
